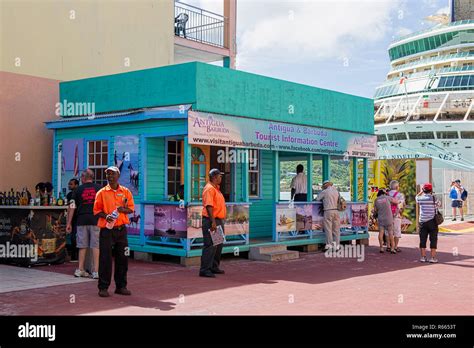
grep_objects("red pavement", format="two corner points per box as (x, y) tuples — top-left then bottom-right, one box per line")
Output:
(1, 231), (473, 315)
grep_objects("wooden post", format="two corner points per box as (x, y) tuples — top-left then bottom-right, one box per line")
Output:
(363, 158), (368, 202)
(322, 154), (330, 181)
(352, 157), (358, 202)
(183, 136), (191, 204)
(307, 154), (313, 201)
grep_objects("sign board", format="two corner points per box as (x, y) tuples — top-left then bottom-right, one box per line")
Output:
(188, 111), (377, 158)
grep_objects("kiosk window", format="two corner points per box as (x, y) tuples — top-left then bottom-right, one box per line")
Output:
(87, 140), (108, 187)
(191, 147), (207, 201)
(167, 140), (182, 197)
(249, 150), (260, 197)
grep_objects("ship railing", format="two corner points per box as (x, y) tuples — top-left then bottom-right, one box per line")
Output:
(392, 19), (474, 44)
(390, 52), (474, 73)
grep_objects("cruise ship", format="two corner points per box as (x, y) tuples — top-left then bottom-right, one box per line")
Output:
(374, 1), (474, 191)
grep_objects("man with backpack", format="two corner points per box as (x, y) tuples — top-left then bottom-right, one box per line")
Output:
(388, 180), (405, 253)
(316, 180), (341, 251)
(450, 179), (467, 221)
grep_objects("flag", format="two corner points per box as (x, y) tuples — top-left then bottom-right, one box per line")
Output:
(73, 143), (79, 177)
(399, 76), (407, 84)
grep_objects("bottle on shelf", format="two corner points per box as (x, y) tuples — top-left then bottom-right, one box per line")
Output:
(57, 192), (64, 206)
(50, 190), (56, 206)
(42, 188), (48, 206)
(26, 188), (32, 203)
(20, 188), (28, 206)
(35, 188), (41, 206)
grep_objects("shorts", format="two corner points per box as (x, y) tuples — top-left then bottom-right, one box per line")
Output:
(393, 218), (402, 238)
(379, 223), (393, 235)
(451, 200), (463, 208)
(419, 218), (438, 249)
(76, 225), (100, 249)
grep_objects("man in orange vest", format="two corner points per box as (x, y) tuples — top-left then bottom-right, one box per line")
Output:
(199, 168), (226, 278)
(93, 166), (134, 297)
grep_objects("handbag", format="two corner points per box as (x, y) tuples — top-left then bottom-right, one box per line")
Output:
(337, 194), (347, 211)
(432, 196), (444, 226)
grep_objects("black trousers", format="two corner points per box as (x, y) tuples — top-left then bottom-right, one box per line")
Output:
(294, 193), (307, 202)
(419, 218), (438, 249)
(200, 217), (224, 273)
(98, 226), (128, 290)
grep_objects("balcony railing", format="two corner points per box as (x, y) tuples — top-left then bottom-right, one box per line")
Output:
(174, 1), (227, 48)
(392, 20), (474, 44)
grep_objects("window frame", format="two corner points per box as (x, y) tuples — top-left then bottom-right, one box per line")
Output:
(166, 138), (183, 199)
(86, 139), (109, 187)
(248, 149), (261, 199)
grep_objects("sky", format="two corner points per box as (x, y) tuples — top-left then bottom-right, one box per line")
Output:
(183, 0), (452, 98)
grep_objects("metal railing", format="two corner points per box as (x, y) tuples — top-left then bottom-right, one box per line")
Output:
(392, 20), (474, 44)
(174, 1), (227, 48)
(390, 51), (474, 73)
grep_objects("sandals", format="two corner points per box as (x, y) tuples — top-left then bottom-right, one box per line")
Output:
(379, 249), (384, 253)
(395, 248), (402, 253)
(391, 249), (397, 254)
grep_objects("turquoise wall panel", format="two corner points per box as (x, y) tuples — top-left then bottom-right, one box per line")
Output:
(249, 150), (274, 239)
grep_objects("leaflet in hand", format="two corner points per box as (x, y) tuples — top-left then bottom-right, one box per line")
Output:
(210, 225), (224, 246)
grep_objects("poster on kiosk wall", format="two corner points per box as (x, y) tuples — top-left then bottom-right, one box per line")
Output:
(114, 136), (139, 196)
(187, 205), (250, 239)
(61, 139), (84, 196)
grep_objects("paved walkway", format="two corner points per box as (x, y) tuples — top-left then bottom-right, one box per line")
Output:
(0, 231), (472, 315)
(439, 215), (474, 233)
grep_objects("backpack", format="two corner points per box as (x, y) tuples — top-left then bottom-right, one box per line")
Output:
(389, 191), (399, 215)
(337, 194), (347, 211)
(449, 187), (458, 200)
(461, 189), (468, 201)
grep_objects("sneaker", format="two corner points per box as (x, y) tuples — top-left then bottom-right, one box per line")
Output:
(91, 272), (99, 279)
(74, 269), (89, 278)
(419, 256), (427, 263)
(114, 288), (132, 295)
(452, 218), (456, 221)
(98, 289), (110, 297)
(429, 258), (438, 263)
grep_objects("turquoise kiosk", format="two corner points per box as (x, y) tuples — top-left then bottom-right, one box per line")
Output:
(46, 62), (375, 262)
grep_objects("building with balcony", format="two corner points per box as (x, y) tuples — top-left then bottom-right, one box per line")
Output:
(0, 0), (236, 191)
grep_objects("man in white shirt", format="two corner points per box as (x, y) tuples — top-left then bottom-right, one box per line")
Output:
(316, 180), (341, 250)
(290, 164), (307, 202)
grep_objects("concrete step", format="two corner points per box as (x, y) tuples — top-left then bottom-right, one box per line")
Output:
(249, 244), (299, 262)
(251, 250), (300, 262)
(250, 244), (287, 255)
